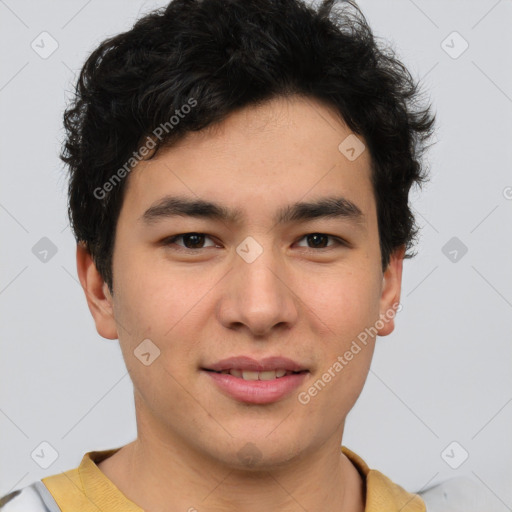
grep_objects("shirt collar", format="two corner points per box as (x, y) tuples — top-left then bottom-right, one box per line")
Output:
(79, 448), (142, 511)
(342, 446), (425, 511)
(77, 446), (425, 512)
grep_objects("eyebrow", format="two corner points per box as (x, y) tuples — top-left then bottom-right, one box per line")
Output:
(140, 195), (365, 227)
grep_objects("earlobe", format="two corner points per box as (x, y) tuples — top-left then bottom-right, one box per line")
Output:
(76, 243), (118, 340)
(377, 245), (405, 337)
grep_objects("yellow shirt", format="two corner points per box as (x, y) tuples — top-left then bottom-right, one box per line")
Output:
(39, 446), (425, 511)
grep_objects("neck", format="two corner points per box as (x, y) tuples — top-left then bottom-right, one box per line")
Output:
(98, 427), (365, 512)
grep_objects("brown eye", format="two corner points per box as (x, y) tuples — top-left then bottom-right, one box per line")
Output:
(163, 233), (217, 250)
(296, 233), (345, 250)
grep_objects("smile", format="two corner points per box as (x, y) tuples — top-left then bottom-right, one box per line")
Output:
(202, 369), (309, 404)
(207, 369), (305, 380)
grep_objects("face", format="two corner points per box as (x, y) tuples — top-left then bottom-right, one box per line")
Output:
(78, 95), (404, 469)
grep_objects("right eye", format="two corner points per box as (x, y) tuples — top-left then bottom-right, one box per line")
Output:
(161, 232), (219, 251)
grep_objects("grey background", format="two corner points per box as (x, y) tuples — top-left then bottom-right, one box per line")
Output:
(1, 0), (511, 507)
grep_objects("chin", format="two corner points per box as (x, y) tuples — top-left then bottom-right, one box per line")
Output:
(205, 433), (305, 472)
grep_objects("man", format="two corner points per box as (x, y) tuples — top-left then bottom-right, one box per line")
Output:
(1, 0), (439, 510)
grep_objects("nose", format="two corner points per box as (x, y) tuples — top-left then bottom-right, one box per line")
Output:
(216, 240), (299, 338)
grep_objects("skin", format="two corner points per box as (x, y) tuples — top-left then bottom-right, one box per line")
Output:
(77, 95), (405, 512)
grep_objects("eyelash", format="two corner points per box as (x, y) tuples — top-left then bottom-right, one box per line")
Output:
(161, 232), (348, 253)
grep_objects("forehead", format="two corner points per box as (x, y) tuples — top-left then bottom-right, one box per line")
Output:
(120, 95), (375, 225)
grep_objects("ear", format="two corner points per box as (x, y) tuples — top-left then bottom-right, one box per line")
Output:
(76, 243), (118, 340)
(377, 245), (405, 337)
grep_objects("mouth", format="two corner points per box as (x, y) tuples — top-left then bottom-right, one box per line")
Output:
(203, 368), (307, 380)
(203, 355), (308, 374)
(201, 356), (310, 404)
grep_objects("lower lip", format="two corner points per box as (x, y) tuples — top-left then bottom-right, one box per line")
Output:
(203, 371), (308, 404)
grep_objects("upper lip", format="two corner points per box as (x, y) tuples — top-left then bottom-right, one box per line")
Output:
(203, 356), (308, 373)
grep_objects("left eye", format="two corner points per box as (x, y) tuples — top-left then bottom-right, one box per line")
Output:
(296, 233), (343, 249)
(163, 232), (345, 251)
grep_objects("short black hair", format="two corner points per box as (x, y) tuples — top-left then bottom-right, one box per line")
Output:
(62, 0), (435, 293)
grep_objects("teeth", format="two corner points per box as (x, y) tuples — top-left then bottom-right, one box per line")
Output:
(242, 370), (260, 380)
(259, 371), (277, 381)
(214, 369), (300, 379)
(230, 369), (292, 380)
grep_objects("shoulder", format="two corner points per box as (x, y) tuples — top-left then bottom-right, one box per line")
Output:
(418, 476), (502, 512)
(342, 446), (426, 511)
(0, 481), (60, 512)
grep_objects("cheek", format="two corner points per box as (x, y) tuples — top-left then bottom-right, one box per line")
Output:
(300, 265), (382, 340)
(111, 254), (221, 398)
(297, 267), (380, 402)
(111, 261), (203, 418)
(112, 248), (213, 337)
